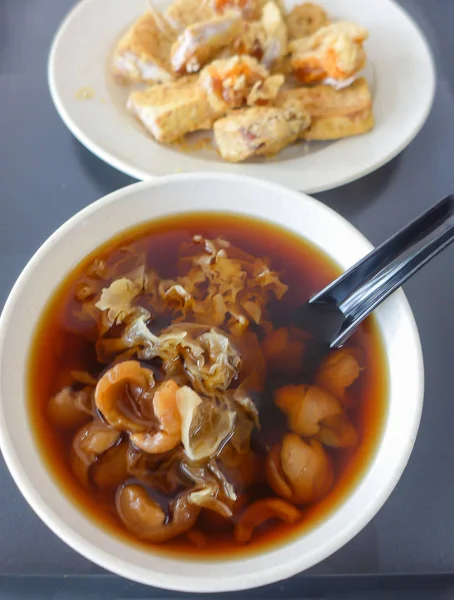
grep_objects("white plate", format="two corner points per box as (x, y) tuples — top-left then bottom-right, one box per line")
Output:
(48, 0), (435, 192)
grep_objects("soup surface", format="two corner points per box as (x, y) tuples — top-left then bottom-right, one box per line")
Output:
(28, 213), (387, 558)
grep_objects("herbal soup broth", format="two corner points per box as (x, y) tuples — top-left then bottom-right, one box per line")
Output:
(28, 213), (387, 558)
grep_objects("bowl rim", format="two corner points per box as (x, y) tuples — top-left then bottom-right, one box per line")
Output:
(0, 173), (424, 592)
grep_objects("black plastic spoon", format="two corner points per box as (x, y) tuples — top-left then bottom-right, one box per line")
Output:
(293, 194), (454, 377)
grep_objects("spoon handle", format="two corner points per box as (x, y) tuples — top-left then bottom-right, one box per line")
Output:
(311, 194), (454, 347)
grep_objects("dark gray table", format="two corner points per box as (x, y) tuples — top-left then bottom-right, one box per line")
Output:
(1, 0), (454, 592)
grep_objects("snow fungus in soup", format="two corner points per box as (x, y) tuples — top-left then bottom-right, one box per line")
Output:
(28, 213), (387, 557)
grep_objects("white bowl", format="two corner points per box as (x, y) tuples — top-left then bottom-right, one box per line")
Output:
(0, 174), (423, 592)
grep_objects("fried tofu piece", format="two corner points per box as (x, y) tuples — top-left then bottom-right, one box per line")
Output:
(165, 0), (275, 30)
(214, 105), (311, 161)
(171, 13), (242, 74)
(213, 0), (279, 21)
(166, 0), (281, 27)
(286, 3), (329, 40)
(300, 108), (374, 140)
(290, 22), (368, 84)
(165, 0), (215, 31)
(232, 1), (287, 67)
(233, 20), (267, 58)
(276, 78), (374, 139)
(276, 78), (372, 117)
(112, 11), (176, 84)
(247, 74), (285, 105)
(127, 78), (221, 143)
(200, 55), (270, 111)
(261, 1), (288, 68)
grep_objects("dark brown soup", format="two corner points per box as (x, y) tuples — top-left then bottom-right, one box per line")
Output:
(28, 213), (387, 558)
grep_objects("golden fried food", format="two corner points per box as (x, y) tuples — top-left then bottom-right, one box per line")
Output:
(171, 12), (242, 74)
(112, 11), (176, 84)
(286, 2), (328, 39)
(199, 55), (270, 111)
(300, 108), (374, 140)
(128, 77), (221, 142)
(166, 0), (215, 30)
(277, 77), (372, 117)
(247, 74), (285, 105)
(213, 104), (311, 161)
(214, 0), (272, 20)
(113, 2), (374, 160)
(276, 77), (374, 140)
(261, 1), (288, 67)
(290, 22), (368, 84)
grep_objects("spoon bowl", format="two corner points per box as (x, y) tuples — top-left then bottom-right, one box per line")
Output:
(291, 194), (454, 379)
